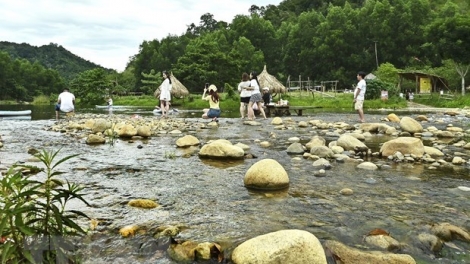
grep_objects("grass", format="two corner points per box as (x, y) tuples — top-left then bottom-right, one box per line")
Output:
(110, 92), (408, 111)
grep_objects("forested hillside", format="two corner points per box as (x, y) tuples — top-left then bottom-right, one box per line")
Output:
(0, 41), (108, 82)
(131, 0), (469, 94)
(0, 0), (468, 103)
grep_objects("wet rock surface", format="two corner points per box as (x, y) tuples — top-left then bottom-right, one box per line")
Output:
(0, 110), (469, 263)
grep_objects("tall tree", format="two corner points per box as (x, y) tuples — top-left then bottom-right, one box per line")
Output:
(423, 2), (470, 94)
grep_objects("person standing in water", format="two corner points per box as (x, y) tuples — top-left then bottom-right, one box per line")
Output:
(246, 71), (266, 120)
(159, 70), (172, 118)
(353, 71), (367, 123)
(237, 72), (251, 119)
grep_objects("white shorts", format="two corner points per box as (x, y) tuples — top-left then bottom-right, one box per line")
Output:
(354, 100), (364, 110)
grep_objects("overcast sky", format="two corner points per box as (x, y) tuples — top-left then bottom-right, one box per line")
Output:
(0, 0), (282, 72)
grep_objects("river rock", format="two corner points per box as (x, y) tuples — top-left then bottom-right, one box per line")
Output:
(244, 159), (289, 190)
(430, 223), (470, 242)
(287, 142), (305, 154)
(271, 117), (283, 125)
(86, 134), (106, 145)
(357, 162), (378, 170)
(136, 125), (151, 137)
(118, 124), (137, 137)
(337, 134), (368, 151)
(91, 118), (110, 133)
(305, 135), (326, 150)
(176, 135), (200, 147)
(364, 234), (402, 250)
(387, 113), (400, 122)
(417, 233), (443, 253)
(400, 117), (423, 134)
(199, 139), (244, 159)
(231, 229), (327, 264)
(310, 146), (334, 158)
(423, 146), (444, 157)
(324, 240), (416, 264)
(380, 137), (424, 157)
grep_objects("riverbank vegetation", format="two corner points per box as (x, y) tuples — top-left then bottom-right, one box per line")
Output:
(0, 0), (468, 107)
(0, 149), (89, 263)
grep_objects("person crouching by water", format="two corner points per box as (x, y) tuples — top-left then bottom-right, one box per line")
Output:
(160, 70), (172, 118)
(202, 84), (220, 122)
(55, 87), (75, 121)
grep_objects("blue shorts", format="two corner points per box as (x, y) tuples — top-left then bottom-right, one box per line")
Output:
(207, 108), (220, 118)
(55, 104), (60, 111)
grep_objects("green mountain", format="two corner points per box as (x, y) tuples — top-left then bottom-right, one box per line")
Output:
(0, 41), (111, 82)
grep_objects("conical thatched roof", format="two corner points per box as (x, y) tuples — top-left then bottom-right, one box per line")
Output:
(154, 73), (190, 98)
(258, 65), (286, 94)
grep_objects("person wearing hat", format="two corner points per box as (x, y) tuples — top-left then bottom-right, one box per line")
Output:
(55, 87), (75, 121)
(202, 84), (221, 122)
(262, 87), (272, 106)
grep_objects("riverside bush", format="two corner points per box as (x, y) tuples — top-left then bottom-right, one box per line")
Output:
(0, 149), (89, 263)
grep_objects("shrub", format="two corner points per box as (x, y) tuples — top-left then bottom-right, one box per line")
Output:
(0, 149), (89, 263)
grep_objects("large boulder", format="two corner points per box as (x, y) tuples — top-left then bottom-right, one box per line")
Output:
(380, 137), (424, 157)
(91, 118), (110, 133)
(244, 159), (289, 190)
(118, 124), (138, 137)
(198, 139), (244, 159)
(232, 230), (327, 264)
(310, 146), (335, 158)
(400, 117), (423, 134)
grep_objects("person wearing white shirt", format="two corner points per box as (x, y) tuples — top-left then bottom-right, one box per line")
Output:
(55, 88), (75, 120)
(245, 71), (267, 120)
(237, 72), (251, 119)
(159, 71), (172, 118)
(353, 71), (367, 123)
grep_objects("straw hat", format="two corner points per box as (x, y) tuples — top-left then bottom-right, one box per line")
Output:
(208, 84), (217, 92)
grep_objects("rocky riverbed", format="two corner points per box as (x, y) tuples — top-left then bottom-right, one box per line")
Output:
(0, 110), (469, 263)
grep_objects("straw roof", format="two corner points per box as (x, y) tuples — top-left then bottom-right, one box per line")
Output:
(258, 65), (286, 94)
(154, 73), (190, 98)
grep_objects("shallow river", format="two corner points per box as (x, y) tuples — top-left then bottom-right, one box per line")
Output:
(0, 110), (469, 263)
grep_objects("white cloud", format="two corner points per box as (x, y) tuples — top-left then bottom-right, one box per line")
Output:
(0, 0), (281, 72)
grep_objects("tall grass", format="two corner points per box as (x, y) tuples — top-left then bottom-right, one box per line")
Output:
(32, 95), (51, 105)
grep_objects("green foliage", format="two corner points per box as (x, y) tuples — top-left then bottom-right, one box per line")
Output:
(32, 95), (51, 105)
(224, 83), (237, 100)
(70, 68), (111, 105)
(0, 149), (89, 263)
(0, 51), (66, 101)
(365, 79), (398, 100)
(104, 125), (118, 147)
(375, 63), (400, 84)
(0, 41), (109, 82)
(164, 151), (176, 159)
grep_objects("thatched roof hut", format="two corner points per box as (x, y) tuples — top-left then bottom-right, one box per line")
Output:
(258, 65), (286, 94)
(154, 73), (190, 98)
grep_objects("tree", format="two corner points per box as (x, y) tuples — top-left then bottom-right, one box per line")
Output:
(70, 68), (109, 105)
(423, 2), (470, 94)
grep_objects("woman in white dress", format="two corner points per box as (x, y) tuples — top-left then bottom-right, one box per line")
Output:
(159, 71), (172, 117)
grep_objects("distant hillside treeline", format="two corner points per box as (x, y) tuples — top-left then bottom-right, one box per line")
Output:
(0, 41), (108, 82)
(0, 0), (469, 102)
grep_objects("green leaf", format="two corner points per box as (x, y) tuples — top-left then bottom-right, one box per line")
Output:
(15, 216), (35, 236)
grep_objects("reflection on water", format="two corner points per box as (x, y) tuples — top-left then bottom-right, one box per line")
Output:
(1, 104), (456, 121)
